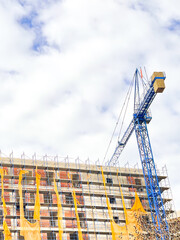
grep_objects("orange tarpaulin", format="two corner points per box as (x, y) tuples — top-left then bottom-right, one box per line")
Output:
(0, 169), (12, 240)
(18, 169), (41, 240)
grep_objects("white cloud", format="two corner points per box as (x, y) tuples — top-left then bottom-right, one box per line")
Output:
(0, 0), (180, 211)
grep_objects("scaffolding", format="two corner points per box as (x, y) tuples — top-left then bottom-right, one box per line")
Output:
(0, 152), (178, 240)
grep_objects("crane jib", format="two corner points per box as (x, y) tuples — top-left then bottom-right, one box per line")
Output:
(107, 73), (166, 166)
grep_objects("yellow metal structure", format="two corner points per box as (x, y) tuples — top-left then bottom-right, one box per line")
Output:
(151, 72), (165, 93)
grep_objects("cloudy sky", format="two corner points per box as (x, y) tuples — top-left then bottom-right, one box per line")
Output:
(0, 0), (180, 210)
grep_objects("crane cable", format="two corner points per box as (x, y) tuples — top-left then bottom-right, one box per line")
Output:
(117, 75), (134, 142)
(117, 68), (149, 142)
(103, 74), (135, 163)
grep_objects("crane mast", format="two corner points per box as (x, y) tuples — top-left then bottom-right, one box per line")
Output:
(107, 69), (169, 239)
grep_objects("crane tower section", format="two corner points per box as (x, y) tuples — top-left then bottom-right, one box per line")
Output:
(107, 69), (169, 239)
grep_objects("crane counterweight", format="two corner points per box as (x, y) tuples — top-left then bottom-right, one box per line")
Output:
(151, 72), (166, 93)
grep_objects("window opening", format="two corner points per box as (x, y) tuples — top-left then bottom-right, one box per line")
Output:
(24, 210), (35, 223)
(79, 212), (86, 228)
(30, 192), (35, 203)
(47, 232), (56, 240)
(113, 216), (119, 224)
(44, 192), (53, 204)
(65, 193), (74, 205)
(50, 211), (57, 227)
(0, 232), (4, 239)
(109, 197), (116, 204)
(70, 232), (78, 240)
(15, 190), (25, 211)
(137, 187), (144, 192)
(0, 209), (3, 225)
(25, 210), (34, 218)
(135, 178), (141, 186)
(46, 171), (54, 186)
(106, 178), (113, 184)
(72, 174), (80, 188)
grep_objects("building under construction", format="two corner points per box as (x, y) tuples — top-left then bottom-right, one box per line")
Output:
(0, 154), (177, 240)
(0, 70), (179, 239)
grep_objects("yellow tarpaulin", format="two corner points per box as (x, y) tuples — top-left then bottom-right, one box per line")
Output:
(3, 220), (12, 240)
(20, 218), (41, 239)
(111, 222), (129, 240)
(34, 169), (41, 221)
(126, 192), (147, 238)
(116, 170), (146, 237)
(18, 169), (41, 240)
(0, 169), (12, 240)
(72, 189), (83, 240)
(101, 167), (147, 240)
(68, 173), (83, 240)
(101, 167), (128, 239)
(130, 192), (146, 213)
(54, 175), (63, 240)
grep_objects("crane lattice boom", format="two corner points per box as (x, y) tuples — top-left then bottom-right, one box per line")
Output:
(107, 69), (169, 239)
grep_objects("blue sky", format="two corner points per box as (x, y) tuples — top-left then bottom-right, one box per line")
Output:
(0, 0), (180, 211)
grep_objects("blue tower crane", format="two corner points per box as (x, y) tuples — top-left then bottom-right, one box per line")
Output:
(107, 69), (169, 239)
